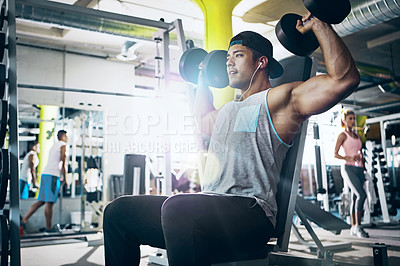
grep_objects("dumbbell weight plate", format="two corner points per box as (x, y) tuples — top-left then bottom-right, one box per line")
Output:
(0, 214), (8, 266)
(201, 50), (229, 88)
(0, 2), (5, 31)
(0, 65), (5, 99)
(0, 101), (7, 148)
(179, 48), (207, 84)
(275, 13), (319, 56)
(303, 0), (351, 25)
(0, 33), (5, 63)
(0, 149), (8, 210)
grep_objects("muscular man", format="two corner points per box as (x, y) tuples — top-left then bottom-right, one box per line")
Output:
(104, 12), (359, 266)
(19, 142), (40, 199)
(22, 130), (68, 233)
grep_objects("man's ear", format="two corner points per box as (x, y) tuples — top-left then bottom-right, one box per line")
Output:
(259, 56), (269, 68)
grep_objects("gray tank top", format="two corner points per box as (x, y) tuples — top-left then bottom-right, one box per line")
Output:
(201, 89), (291, 226)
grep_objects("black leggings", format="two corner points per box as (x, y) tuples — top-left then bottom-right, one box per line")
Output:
(103, 193), (273, 266)
(344, 165), (367, 213)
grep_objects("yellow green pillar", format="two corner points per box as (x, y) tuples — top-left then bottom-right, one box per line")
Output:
(357, 115), (367, 143)
(36, 105), (59, 196)
(191, 0), (242, 108)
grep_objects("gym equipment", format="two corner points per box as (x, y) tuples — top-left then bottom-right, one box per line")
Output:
(179, 47), (207, 85)
(0, 33), (5, 63)
(275, 0), (351, 56)
(0, 214), (8, 266)
(296, 196), (350, 234)
(372, 243), (389, 266)
(0, 149), (8, 210)
(201, 50), (229, 88)
(293, 196), (351, 256)
(0, 1), (5, 31)
(179, 48), (229, 88)
(123, 154), (146, 195)
(0, 101), (6, 148)
(0, 65), (6, 99)
(110, 175), (124, 200)
(364, 141), (395, 224)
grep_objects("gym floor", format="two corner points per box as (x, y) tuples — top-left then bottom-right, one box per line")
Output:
(20, 220), (400, 266)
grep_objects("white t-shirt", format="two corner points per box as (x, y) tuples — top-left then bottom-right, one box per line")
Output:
(20, 151), (39, 182)
(42, 140), (67, 177)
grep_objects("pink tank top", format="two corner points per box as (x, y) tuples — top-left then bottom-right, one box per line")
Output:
(342, 131), (363, 167)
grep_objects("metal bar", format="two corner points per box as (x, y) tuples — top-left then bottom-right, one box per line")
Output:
(366, 113), (400, 124)
(163, 30), (170, 90)
(367, 31), (400, 48)
(279, 119), (309, 251)
(378, 121), (390, 223)
(295, 204), (326, 253)
(17, 0), (171, 30)
(355, 77), (400, 91)
(80, 114), (87, 230)
(7, 0), (22, 264)
(18, 83), (152, 98)
(358, 101), (400, 114)
(173, 19), (187, 53)
(291, 224), (315, 248)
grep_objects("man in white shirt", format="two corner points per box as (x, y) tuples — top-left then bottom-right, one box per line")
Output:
(19, 142), (40, 199)
(21, 130), (68, 233)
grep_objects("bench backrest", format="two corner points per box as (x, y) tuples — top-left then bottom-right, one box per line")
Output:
(271, 55), (314, 251)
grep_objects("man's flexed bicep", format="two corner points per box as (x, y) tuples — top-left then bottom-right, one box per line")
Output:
(291, 72), (358, 117)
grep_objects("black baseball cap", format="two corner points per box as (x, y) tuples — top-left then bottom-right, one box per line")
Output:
(229, 31), (283, 79)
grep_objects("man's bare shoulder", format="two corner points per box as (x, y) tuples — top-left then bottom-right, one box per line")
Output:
(268, 81), (304, 110)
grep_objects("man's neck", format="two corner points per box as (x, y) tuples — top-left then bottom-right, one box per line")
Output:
(240, 77), (271, 101)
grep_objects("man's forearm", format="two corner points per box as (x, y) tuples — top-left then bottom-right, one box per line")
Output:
(31, 169), (37, 185)
(314, 22), (359, 85)
(62, 162), (67, 180)
(194, 77), (215, 124)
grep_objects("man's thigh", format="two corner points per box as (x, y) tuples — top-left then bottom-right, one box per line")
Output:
(162, 193), (273, 252)
(105, 195), (168, 248)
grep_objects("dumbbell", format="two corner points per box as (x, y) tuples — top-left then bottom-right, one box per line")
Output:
(0, 100), (7, 148)
(275, 0), (351, 56)
(0, 215), (9, 265)
(179, 47), (229, 88)
(0, 149), (8, 210)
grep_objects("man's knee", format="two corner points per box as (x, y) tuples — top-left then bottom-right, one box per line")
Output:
(161, 194), (192, 223)
(104, 196), (140, 227)
(104, 198), (120, 223)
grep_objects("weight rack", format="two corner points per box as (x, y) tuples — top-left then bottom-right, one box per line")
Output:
(0, 0), (20, 265)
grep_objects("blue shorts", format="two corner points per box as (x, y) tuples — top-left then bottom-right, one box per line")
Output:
(38, 174), (60, 203)
(19, 179), (30, 200)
